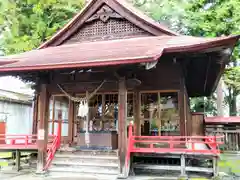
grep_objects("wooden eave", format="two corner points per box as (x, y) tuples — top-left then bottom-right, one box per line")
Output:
(38, 0), (177, 49)
(0, 35), (238, 73)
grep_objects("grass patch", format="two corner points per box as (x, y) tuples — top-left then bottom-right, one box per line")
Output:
(219, 154), (240, 174)
(0, 152), (11, 166)
(0, 152), (12, 158)
(0, 152), (31, 167)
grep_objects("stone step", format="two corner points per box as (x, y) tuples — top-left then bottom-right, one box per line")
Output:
(57, 149), (118, 156)
(53, 157), (118, 164)
(50, 150), (119, 176)
(54, 154), (118, 164)
(52, 160), (118, 168)
(49, 165), (119, 175)
(48, 171), (118, 180)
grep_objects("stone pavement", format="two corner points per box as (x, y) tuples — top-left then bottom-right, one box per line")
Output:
(1, 172), (238, 180)
(1, 172), (98, 180)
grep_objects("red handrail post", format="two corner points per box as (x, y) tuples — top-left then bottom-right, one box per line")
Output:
(25, 136), (29, 145)
(57, 120), (62, 148)
(129, 122), (133, 138)
(126, 122), (133, 167)
(213, 136), (217, 153)
(169, 136), (173, 149)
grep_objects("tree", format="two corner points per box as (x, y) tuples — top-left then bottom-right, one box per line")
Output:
(0, 0), (85, 55)
(130, 0), (187, 33)
(133, 0), (240, 116)
(183, 0), (240, 116)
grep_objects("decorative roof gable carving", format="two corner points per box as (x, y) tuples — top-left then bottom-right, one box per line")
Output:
(63, 4), (152, 44)
(86, 5), (122, 23)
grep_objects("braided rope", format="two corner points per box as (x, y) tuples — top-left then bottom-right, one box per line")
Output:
(57, 80), (106, 102)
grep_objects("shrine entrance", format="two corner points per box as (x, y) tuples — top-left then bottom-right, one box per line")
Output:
(73, 93), (120, 150)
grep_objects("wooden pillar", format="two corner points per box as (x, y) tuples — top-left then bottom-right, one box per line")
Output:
(68, 100), (74, 144)
(51, 96), (56, 135)
(157, 92), (161, 136)
(15, 150), (21, 171)
(118, 77), (128, 176)
(102, 94), (106, 129)
(32, 94), (39, 135)
(133, 90), (141, 136)
(180, 154), (186, 178)
(179, 78), (186, 136)
(36, 84), (50, 173)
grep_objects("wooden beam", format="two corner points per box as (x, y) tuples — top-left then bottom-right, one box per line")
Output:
(118, 77), (128, 177)
(36, 83), (50, 173)
(32, 94), (39, 135)
(133, 90), (141, 136)
(51, 96), (56, 135)
(15, 150), (21, 171)
(157, 92), (161, 136)
(179, 78), (186, 136)
(68, 99), (74, 144)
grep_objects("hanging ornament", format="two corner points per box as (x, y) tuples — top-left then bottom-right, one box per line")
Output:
(83, 99), (89, 117)
(77, 101), (83, 117)
(77, 99), (89, 118)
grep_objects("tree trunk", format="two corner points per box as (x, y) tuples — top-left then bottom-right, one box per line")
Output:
(228, 88), (238, 116)
(217, 78), (224, 116)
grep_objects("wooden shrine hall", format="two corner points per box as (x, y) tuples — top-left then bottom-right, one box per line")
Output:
(0, 0), (239, 178)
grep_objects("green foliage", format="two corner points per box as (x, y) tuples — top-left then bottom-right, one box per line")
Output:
(184, 0), (240, 37)
(0, 0), (85, 55)
(190, 96), (217, 116)
(224, 66), (240, 94)
(130, 0), (188, 33)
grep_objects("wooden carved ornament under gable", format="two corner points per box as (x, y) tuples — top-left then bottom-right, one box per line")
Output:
(86, 5), (123, 23)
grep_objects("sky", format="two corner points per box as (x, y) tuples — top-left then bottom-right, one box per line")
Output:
(0, 76), (34, 95)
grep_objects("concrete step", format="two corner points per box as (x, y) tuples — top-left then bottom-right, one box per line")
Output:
(49, 165), (119, 175)
(54, 155), (118, 164)
(57, 149), (118, 156)
(55, 153), (118, 159)
(49, 150), (119, 176)
(52, 160), (118, 168)
(48, 171), (118, 180)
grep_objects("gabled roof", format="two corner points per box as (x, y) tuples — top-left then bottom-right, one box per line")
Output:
(39, 0), (177, 49)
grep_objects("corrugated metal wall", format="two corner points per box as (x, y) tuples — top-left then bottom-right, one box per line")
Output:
(0, 100), (33, 144)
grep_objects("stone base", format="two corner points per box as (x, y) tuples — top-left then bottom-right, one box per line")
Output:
(35, 169), (48, 176)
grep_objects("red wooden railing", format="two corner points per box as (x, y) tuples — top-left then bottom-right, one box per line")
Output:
(0, 121), (62, 171)
(126, 122), (224, 169)
(43, 120), (62, 171)
(0, 134), (38, 147)
(43, 134), (59, 170)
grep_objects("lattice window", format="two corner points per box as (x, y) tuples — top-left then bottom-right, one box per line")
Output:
(64, 19), (151, 44)
(127, 93), (134, 118)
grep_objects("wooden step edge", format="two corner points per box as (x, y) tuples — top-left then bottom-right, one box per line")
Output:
(55, 154), (118, 160)
(48, 171), (118, 180)
(49, 167), (119, 175)
(52, 161), (119, 167)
